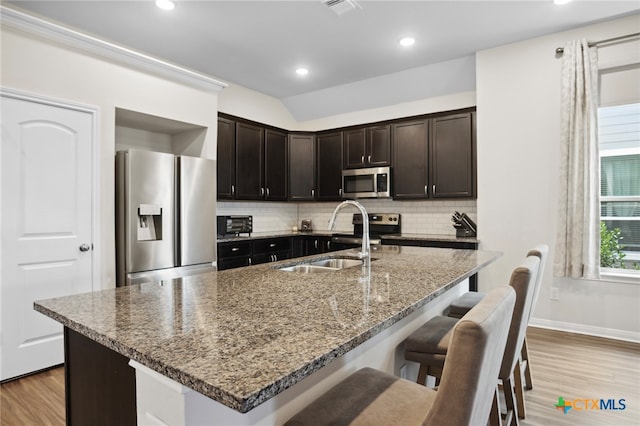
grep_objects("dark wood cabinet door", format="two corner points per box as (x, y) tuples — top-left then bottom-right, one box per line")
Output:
(264, 129), (288, 200)
(430, 112), (475, 198)
(392, 120), (429, 199)
(305, 236), (331, 254)
(235, 122), (264, 200)
(344, 128), (366, 168)
(367, 125), (391, 166)
(289, 134), (316, 201)
(344, 125), (390, 168)
(217, 117), (236, 199)
(317, 131), (343, 200)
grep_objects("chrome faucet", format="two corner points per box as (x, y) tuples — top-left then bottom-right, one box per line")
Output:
(328, 200), (370, 270)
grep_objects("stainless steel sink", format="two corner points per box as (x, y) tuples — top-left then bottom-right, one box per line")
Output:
(308, 258), (363, 269)
(275, 256), (375, 273)
(277, 265), (338, 273)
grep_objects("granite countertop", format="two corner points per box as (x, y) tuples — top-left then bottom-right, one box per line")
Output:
(34, 246), (498, 413)
(218, 231), (478, 244)
(381, 233), (480, 244)
(217, 230), (338, 243)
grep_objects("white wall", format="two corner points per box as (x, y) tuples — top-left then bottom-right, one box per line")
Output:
(1, 24), (220, 289)
(218, 83), (298, 130)
(476, 13), (640, 341)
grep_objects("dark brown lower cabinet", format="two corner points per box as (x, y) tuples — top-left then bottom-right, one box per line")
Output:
(65, 327), (136, 426)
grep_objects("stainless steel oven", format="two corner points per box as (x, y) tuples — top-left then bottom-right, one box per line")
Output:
(331, 213), (401, 248)
(342, 166), (391, 199)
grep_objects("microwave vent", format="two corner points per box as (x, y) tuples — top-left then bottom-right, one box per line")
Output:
(323, 0), (362, 16)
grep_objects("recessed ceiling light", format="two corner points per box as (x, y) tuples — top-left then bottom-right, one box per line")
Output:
(399, 37), (415, 47)
(156, 0), (175, 11)
(553, 0), (572, 4)
(296, 68), (309, 76)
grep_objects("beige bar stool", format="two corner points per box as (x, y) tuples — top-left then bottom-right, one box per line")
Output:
(447, 244), (548, 419)
(285, 287), (516, 426)
(404, 255), (540, 426)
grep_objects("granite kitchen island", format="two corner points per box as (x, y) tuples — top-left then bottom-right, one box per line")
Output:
(35, 245), (500, 425)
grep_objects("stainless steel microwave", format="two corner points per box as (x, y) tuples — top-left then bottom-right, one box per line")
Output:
(342, 166), (392, 199)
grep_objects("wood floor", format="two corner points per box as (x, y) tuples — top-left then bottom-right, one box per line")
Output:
(0, 367), (65, 425)
(1, 327), (638, 425)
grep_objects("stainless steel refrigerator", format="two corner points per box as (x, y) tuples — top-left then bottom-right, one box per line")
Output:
(115, 149), (217, 285)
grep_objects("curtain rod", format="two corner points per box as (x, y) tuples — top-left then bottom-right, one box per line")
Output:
(555, 32), (640, 55)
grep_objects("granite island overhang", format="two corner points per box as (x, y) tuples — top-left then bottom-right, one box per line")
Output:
(34, 245), (500, 424)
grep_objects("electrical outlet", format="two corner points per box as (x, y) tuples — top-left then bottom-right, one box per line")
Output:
(400, 364), (408, 379)
(550, 287), (559, 300)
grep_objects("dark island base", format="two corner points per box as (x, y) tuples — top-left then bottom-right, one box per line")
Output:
(64, 327), (137, 425)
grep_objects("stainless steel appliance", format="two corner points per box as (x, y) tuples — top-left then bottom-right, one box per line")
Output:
(300, 219), (313, 232)
(217, 215), (252, 236)
(115, 150), (217, 286)
(342, 166), (392, 199)
(331, 213), (400, 247)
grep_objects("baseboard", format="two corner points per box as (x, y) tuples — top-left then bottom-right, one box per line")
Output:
(529, 318), (640, 343)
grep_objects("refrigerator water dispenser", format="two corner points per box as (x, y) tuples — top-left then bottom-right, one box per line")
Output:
(137, 204), (163, 241)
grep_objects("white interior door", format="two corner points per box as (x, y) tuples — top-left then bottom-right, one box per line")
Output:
(1, 92), (96, 381)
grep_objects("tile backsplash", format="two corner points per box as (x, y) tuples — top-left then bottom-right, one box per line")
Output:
(217, 199), (477, 236)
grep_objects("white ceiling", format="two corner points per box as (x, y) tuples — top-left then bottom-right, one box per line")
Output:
(6, 1), (640, 119)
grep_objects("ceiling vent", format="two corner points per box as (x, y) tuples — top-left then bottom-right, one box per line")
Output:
(323, 0), (362, 17)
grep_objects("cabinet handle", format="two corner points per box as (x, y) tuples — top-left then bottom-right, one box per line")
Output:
(314, 240), (318, 249)
(424, 185), (427, 195)
(433, 184), (436, 195)
(260, 187), (265, 196)
(368, 155), (371, 164)
(232, 247), (240, 252)
(361, 155), (365, 164)
(266, 187), (270, 196)
(231, 185), (235, 196)
(273, 254), (278, 261)
(327, 241), (331, 250)
(249, 258), (252, 265)
(339, 188), (342, 197)
(270, 243), (276, 248)
(311, 189), (315, 197)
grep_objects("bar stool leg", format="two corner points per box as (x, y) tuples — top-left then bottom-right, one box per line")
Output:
(513, 359), (526, 419)
(489, 386), (503, 426)
(417, 364), (428, 386)
(503, 376), (520, 426)
(521, 337), (533, 390)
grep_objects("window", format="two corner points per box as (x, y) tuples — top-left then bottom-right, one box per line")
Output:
(598, 103), (640, 271)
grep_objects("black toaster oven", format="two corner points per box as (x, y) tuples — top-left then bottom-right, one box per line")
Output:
(217, 215), (252, 236)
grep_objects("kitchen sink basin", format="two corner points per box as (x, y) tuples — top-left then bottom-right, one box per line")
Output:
(277, 265), (338, 273)
(308, 258), (363, 269)
(275, 256), (376, 273)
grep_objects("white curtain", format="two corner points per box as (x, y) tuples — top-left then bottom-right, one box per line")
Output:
(554, 39), (600, 279)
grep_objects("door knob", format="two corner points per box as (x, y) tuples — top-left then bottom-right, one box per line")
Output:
(79, 244), (91, 252)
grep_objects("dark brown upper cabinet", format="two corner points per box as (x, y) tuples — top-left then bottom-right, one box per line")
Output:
(344, 124), (391, 169)
(392, 120), (429, 199)
(218, 108), (475, 202)
(316, 131), (344, 201)
(264, 129), (288, 201)
(430, 112), (475, 198)
(217, 115), (288, 201)
(235, 122), (264, 200)
(289, 133), (316, 201)
(216, 117), (236, 200)
(392, 111), (476, 200)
